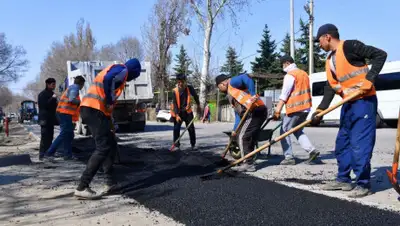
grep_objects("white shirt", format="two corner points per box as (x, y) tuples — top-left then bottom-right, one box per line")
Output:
(279, 63), (310, 112)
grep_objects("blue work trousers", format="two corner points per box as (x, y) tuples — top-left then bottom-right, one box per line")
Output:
(46, 113), (75, 157)
(335, 95), (377, 188)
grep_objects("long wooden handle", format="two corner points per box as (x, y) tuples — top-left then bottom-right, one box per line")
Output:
(221, 97), (259, 158)
(218, 90), (362, 173)
(169, 117), (196, 151)
(391, 109), (400, 175)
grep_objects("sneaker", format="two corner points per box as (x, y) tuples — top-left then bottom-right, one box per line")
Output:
(191, 145), (198, 151)
(280, 157), (296, 165)
(100, 184), (113, 195)
(74, 187), (102, 200)
(320, 181), (353, 191)
(234, 162), (257, 172)
(305, 150), (320, 164)
(347, 186), (372, 198)
(64, 155), (79, 161)
(43, 156), (56, 162)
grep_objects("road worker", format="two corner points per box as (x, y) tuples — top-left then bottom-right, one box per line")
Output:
(73, 58), (142, 199)
(170, 74), (201, 151)
(273, 55), (320, 165)
(44, 75), (86, 160)
(215, 73), (267, 172)
(311, 23), (387, 198)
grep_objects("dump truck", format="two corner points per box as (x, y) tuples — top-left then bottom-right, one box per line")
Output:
(61, 60), (153, 135)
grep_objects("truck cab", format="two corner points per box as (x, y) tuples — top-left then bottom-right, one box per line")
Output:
(61, 60), (153, 135)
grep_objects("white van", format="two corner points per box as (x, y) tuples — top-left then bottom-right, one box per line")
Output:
(306, 60), (400, 128)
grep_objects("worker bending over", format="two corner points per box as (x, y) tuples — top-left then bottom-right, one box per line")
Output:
(273, 55), (320, 165)
(44, 76), (86, 160)
(74, 59), (142, 199)
(170, 74), (201, 151)
(215, 73), (267, 172)
(311, 24), (387, 198)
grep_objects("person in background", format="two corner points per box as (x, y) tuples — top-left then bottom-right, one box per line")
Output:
(44, 76), (86, 160)
(311, 23), (387, 198)
(170, 74), (201, 151)
(201, 101), (211, 123)
(38, 78), (58, 161)
(74, 58), (142, 199)
(215, 73), (267, 172)
(273, 55), (320, 165)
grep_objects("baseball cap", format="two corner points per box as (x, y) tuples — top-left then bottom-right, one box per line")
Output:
(314, 23), (339, 42)
(215, 74), (230, 86)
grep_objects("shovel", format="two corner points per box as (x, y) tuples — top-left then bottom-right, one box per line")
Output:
(201, 90), (362, 180)
(386, 108), (400, 196)
(169, 117), (196, 152)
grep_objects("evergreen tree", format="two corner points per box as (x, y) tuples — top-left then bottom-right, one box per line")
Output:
(220, 46), (244, 77)
(251, 24), (283, 89)
(295, 10), (327, 73)
(173, 44), (192, 75)
(280, 33), (291, 57)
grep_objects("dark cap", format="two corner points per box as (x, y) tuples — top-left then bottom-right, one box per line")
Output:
(215, 74), (230, 86)
(45, 78), (56, 84)
(176, 74), (187, 80)
(279, 55), (294, 64)
(314, 23), (339, 42)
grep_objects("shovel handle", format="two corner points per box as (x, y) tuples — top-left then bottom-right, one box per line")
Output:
(218, 90), (363, 173)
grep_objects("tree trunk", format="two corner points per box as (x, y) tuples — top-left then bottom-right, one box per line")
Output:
(159, 79), (166, 110)
(199, 20), (213, 107)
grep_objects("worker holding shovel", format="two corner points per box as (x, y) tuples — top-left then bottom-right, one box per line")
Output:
(215, 73), (267, 172)
(312, 24), (387, 198)
(170, 74), (201, 151)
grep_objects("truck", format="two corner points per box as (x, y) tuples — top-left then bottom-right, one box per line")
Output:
(61, 60), (153, 135)
(18, 100), (38, 123)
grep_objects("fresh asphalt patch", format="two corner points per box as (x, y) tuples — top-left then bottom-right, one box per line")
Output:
(75, 145), (400, 226)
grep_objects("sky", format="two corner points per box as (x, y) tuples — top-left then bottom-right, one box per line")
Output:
(1, 0), (399, 94)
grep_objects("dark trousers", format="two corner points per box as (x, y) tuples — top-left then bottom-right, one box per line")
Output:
(335, 95), (377, 188)
(39, 123), (54, 157)
(237, 106), (267, 162)
(173, 111), (196, 147)
(77, 106), (117, 190)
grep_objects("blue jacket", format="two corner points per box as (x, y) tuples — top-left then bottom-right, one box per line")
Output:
(230, 73), (256, 131)
(103, 65), (128, 105)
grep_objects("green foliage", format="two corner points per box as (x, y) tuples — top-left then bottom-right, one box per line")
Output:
(220, 46), (244, 77)
(173, 44), (192, 75)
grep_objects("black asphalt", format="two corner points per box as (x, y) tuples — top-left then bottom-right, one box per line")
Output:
(73, 142), (400, 226)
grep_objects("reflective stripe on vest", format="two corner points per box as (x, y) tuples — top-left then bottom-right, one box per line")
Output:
(285, 69), (312, 115)
(227, 84), (264, 110)
(326, 40), (376, 100)
(170, 87), (192, 117)
(80, 64), (127, 117)
(56, 87), (81, 121)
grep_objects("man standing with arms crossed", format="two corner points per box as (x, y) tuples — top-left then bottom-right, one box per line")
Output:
(311, 24), (387, 197)
(273, 55), (320, 165)
(73, 58), (142, 199)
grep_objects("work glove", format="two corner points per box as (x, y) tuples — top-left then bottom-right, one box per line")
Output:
(176, 115), (182, 123)
(273, 111), (281, 121)
(231, 131), (237, 138)
(310, 109), (323, 126)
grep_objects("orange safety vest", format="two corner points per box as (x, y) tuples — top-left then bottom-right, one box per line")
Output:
(56, 86), (81, 122)
(80, 64), (127, 117)
(326, 40), (376, 100)
(285, 69), (312, 115)
(170, 87), (192, 117)
(227, 84), (265, 110)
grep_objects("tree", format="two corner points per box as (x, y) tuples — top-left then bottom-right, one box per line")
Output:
(279, 33), (291, 57)
(296, 4), (326, 73)
(173, 44), (192, 76)
(189, 0), (256, 106)
(97, 36), (144, 62)
(0, 33), (29, 84)
(251, 24), (282, 89)
(142, 0), (188, 109)
(220, 46), (243, 77)
(39, 18), (96, 94)
(0, 85), (13, 107)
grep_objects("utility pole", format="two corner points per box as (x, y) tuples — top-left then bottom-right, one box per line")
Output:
(290, 0), (295, 59)
(309, 0), (314, 74)
(216, 57), (220, 122)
